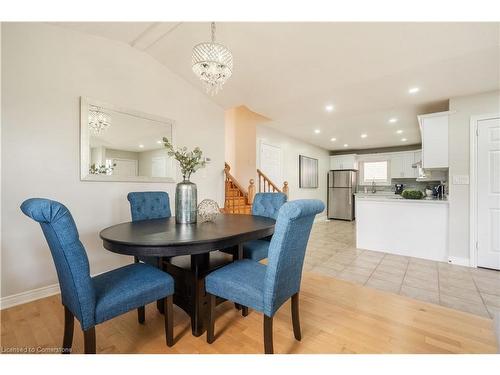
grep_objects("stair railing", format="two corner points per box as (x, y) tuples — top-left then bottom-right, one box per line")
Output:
(256, 169), (289, 198)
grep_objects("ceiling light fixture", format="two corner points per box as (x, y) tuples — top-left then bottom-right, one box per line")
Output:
(408, 87), (420, 94)
(325, 104), (334, 112)
(401, 138), (407, 142)
(157, 140), (162, 144)
(361, 134), (367, 138)
(192, 22), (233, 96)
(88, 106), (111, 135)
(314, 129), (321, 134)
(330, 137), (337, 142)
(388, 118), (398, 123)
(139, 144), (144, 148)
(396, 130), (403, 134)
(343, 144), (348, 148)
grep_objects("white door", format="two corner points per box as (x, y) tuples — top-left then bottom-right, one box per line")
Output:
(259, 142), (282, 184)
(477, 117), (500, 270)
(112, 158), (138, 177)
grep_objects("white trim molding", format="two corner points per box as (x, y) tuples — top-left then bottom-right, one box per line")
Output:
(469, 113), (500, 268)
(0, 283), (60, 310)
(447, 256), (472, 267)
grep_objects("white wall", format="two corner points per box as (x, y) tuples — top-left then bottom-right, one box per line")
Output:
(448, 90), (500, 263)
(1, 23), (225, 298)
(256, 124), (329, 212)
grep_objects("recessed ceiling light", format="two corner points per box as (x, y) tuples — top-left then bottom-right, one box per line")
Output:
(330, 137), (337, 142)
(388, 118), (398, 123)
(325, 104), (334, 112)
(408, 87), (420, 94)
(314, 129), (321, 134)
(156, 140), (162, 144)
(401, 138), (407, 142)
(343, 144), (348, 148)
(396, 130), (403, 134)
(361, 133), (367, 138)
(139, 144), (144, 148)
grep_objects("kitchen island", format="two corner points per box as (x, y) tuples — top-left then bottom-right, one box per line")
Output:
(355, 194), (449, 262)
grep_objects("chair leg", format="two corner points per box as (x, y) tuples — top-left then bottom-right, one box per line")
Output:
(164, 295), (174, 347)
(242, 306), (249, 317)
(62, 306), (74, 354)
(263, 315), (274, 354)
(291, 293), (302, 341)
(83, 327), (96, 354)
(137, 306), (145, 324)
(207, 293), (216, 344)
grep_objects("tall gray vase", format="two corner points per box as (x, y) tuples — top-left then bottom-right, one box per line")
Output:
(175, 178), (197, 224)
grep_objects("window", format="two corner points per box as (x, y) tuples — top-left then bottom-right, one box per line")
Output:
(362, 161), (388, 184)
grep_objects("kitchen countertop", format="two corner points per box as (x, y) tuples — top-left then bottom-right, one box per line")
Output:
(354, 193), (448, 204)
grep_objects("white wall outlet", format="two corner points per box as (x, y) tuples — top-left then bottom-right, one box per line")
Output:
(452, 175), (469, 185)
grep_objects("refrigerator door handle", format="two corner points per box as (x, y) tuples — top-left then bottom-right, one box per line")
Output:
(349, 192), (352, 205)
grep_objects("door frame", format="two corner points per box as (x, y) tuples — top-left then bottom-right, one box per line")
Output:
(469, 113), (500, 268)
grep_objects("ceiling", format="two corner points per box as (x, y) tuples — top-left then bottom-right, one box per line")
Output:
(55, 22), (500, 151)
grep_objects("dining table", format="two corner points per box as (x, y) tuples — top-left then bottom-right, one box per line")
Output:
(99, 213), (275, 337)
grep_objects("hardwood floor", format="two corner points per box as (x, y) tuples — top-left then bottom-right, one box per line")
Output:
(1, 272), (497, 354)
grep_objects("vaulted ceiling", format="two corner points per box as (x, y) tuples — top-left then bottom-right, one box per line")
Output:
(53, 22), (500, 151)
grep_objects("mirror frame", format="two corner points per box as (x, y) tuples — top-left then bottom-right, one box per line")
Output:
(80, 97), (176, 183)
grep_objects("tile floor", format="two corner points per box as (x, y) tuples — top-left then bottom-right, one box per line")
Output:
(305, 219), (500, 319)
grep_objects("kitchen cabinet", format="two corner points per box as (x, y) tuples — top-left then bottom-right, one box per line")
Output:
(418, 111), (449, 169)
(330, 154), (357, 170)
(356, 198), (448, 262)
(390, 152), (419, 178)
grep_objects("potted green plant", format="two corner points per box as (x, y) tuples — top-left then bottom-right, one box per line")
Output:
(401, 189), (424, 200)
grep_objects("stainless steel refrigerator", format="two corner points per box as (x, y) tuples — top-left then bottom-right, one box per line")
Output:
(327, 170), (357, 220)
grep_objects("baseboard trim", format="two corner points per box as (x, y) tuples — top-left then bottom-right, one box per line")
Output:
(1, 283), (61, 310)
(447, 256), (472, 267)
(314, 214), (328, 223)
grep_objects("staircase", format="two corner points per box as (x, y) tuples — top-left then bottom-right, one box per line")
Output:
(223, 162), (288, 214)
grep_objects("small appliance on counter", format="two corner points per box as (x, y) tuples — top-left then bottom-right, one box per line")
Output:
(394, 183), (404, 195)
(433, 184), (445, 199)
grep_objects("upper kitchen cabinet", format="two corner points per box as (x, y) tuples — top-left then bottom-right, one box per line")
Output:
(330, 154), (357, 170)
(390, 151), (418, 178)
(417, 111), (449, 169)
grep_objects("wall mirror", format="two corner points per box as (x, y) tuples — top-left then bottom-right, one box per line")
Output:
(80, 97), (175, 182)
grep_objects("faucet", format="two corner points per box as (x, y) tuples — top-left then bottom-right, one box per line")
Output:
(371, 179), (376, 193)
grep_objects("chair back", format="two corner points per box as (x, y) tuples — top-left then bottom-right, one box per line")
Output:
(20, 198), (95, 329)
(251, 192), (287, 219)
(263, 199), (324, 316)
(127, 191), (171, 221)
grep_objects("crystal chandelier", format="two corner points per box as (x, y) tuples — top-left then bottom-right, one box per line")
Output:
(88, 106), (111, 135)
(192, 22), (233, 96)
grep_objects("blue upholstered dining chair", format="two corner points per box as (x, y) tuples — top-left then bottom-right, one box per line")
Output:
(20, 198), (175, 354)
(205, 199), (325, 354)
(127, 191), (171, 265)
(127, 191), (172, 317)
(242, 192), (287, 261)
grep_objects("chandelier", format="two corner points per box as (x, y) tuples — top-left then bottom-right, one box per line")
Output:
(192, 22), (233, 96)
(88, 106), (111, 135)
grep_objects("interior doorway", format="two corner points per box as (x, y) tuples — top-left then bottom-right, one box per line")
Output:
(471, 115), (500, 270)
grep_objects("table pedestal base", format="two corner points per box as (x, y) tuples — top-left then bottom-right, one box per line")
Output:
(162, 246), (240, 337)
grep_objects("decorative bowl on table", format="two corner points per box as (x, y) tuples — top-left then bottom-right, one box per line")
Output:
(197, 199), (220, 223)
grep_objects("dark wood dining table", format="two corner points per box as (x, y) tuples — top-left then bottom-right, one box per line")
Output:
(99, 214), (275, 337)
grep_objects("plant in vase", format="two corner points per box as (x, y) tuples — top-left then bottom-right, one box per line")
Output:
(163, 137), (206, 223)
